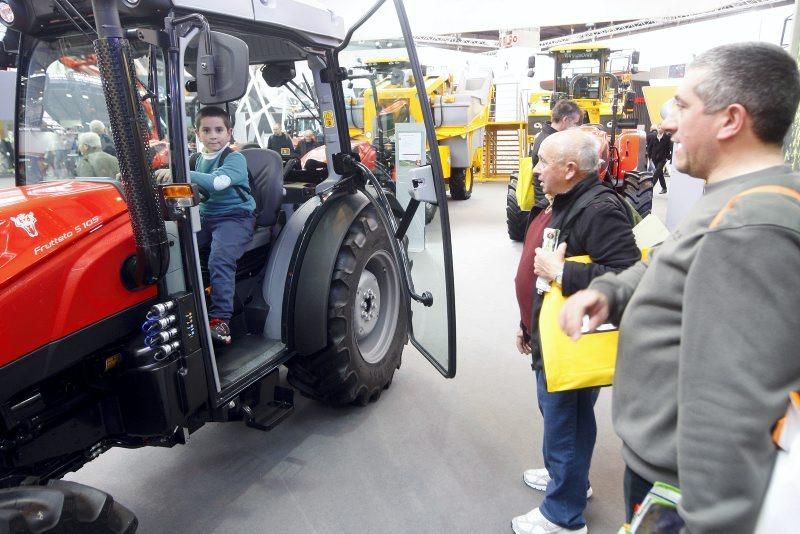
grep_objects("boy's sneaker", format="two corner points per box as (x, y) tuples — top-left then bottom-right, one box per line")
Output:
(209, 318), (232, 345)
(523, 468), (593, 498)
(511, 507), (588, 534)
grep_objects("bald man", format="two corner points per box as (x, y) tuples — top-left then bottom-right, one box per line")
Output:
(512, 129), (639, 534)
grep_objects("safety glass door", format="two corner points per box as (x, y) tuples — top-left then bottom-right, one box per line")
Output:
(338, 0), (456, 377)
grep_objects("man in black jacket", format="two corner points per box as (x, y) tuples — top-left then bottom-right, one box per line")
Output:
(512, 129), (639, 534)
(646, 123), (673, 194)
(266, 124), (294, 159)
(528, 100), (583, 209)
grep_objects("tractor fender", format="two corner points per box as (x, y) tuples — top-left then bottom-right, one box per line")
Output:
(285, 191), (372, 355)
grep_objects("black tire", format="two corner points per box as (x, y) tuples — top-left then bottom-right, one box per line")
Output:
(506, 175), (529, 242)
(624, 172), (654, 218)
(0, 480), (138, 533)
(449, 167), (473, 200)
(287, 205), (407, 406)
(424, 203), (438, 224)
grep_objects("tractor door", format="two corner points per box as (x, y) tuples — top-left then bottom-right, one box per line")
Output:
(339, 0), (456, 377)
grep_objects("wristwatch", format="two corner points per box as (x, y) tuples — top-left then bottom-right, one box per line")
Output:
(555, 271), (563, 286)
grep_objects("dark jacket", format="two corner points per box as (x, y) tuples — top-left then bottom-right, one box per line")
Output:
(296, 138), (318, 158)
(267, 133), (294, 156)
(526, 175), (640, 369)
(529, 123), (558, 209)
(646, 132), (672, 163)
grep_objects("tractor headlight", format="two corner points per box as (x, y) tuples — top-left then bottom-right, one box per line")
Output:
(0, 2), (15, 25)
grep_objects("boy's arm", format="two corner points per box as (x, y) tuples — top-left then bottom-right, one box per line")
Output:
(190, 152), (249, 192)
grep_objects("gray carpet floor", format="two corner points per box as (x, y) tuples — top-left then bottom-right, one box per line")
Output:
(66, 181), (669, 534)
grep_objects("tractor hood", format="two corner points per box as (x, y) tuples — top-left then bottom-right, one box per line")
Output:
(0, 181), (128, 288)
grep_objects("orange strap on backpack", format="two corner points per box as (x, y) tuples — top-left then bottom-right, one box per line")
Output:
(709, 185), (800, 229)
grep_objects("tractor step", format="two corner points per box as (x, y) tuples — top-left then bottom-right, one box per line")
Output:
(242, 386), (294, 432)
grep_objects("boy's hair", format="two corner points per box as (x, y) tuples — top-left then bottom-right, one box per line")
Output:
(195, 106), (233, 129)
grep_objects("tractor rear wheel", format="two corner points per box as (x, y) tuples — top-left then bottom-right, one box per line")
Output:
(287, 205), (407, 406)
(449, 167), (473, 200)
(624, 172), (654, 218)
(0, 481), (138, 533)
(506, 175), (529, 242)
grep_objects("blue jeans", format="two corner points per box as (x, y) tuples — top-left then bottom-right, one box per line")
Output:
(197, 209), (256, 320)
(535, 369), (600, 529)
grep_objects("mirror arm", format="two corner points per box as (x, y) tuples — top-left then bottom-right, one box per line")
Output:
(169, 14), (215, 96)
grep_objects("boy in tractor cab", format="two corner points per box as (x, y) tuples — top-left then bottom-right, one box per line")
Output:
(155, 106), (256, 344)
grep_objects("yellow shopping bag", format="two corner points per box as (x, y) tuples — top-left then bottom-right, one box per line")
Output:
(515, 157), (536, 211)
(539, 251), (648, 393)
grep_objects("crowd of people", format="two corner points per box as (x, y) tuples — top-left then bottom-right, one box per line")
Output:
(512, 41), (800, 534)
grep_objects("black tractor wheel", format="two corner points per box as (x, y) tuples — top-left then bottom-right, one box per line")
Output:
(0, 481), (138, 533)
(287, 205), (407, 406)
(506, 175), (529, 242)
(624, 172), (655, 218)
(449, 167), (473, 200)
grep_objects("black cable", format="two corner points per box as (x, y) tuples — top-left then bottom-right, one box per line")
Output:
(59, 0), (98, 37)
(52, 0), (93, 39)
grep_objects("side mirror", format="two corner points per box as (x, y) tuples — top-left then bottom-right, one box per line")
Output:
(631, 51), (640, 65)
(196, 31), (249, 105)
(528, 55), (536, 69)
(630, 66), (639, 75)
(261, 62), (296, 88)
(527, 68), (535, 78)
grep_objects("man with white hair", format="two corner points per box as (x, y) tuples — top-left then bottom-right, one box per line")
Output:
(76, 132), (119, 177)
(512, 129), (639, 534)
(89, 119), (116, 157)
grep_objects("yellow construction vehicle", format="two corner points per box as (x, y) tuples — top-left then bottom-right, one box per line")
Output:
(506, 43), (645, 240)
(526, 43), (640, 137)
(346, 58), (492, 199)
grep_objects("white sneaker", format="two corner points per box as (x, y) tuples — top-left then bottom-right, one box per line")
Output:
(523, 468), (593, 498)
(511, 507), (588, 534)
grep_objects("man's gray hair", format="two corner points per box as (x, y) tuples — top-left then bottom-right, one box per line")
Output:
(89, 120), (106, 135)
(690, 42), (800, 145)
(78, 132), (102, 149)
(547, 129), (600, 174)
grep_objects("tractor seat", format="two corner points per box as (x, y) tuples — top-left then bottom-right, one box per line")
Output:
(240, 147), (284, 251)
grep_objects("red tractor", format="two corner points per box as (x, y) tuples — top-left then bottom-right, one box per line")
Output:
(0, 0), (456, 530)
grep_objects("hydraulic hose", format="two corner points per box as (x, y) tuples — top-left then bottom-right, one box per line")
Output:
(91, 0), (169, 287)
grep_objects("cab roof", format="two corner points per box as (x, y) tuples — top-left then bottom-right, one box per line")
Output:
(6, 0), (346, 50)
(548, 43), (611, 53)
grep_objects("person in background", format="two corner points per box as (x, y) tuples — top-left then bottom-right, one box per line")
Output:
(155, 106), (256, 345)
(560, 42), (800, 533)
(296, 129), (318, 158)
(646, 123), (672, 194)
(267, 124), (295, 158)
(90, 119), (117, 158)
(512, 129), (639, 534)
(76, 132), (119, 177)
(529, 100), (583, 211)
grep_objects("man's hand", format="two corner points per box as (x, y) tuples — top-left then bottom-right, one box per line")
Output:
(515, 329), (531, 355)
(534, 242), (566, 281)
(559, 289), (610, 341)
(154, 168), (173, 185)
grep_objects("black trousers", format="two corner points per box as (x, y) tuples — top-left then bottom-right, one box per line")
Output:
(653, 159), (668, 190)
(623, 466), (654, 522)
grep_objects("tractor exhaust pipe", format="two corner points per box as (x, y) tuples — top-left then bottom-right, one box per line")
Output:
(91, 0), (169, 287)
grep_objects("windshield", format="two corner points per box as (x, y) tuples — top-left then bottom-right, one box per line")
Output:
(18, 36), (168, 184)
(554, 51), (605, 98)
